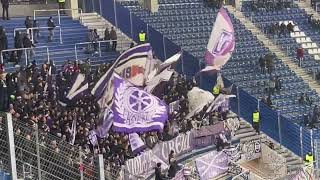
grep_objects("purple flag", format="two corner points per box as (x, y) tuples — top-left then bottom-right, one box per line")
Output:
(91, 43), (152, 108)
(195, 151), (229, 180)
(112, 73), (168, 133)
(202, 7), (235, 72)
(129, 133), (146, 154)
(169, 100), (181, 114)
(89, 130), (98, 146)
(95, 108), (114, 138)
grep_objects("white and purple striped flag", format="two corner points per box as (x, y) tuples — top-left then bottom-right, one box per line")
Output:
(91, 43), (152, 108)
(112, 73), (168, 133)
(144, 52), (181, 94)
(89, 130), (98, 146)
(129, 133), (146, 154)
(66, 73), (89, 100)
(202, 7), (235, 73)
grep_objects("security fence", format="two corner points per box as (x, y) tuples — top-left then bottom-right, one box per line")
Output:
(0, 112), (11, 177)
(0, 112), (111, 179)
(82, 0), (319, 162)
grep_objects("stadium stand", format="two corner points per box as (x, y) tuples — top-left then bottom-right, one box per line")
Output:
(1, 15), (131, 72)
(121, 0), (320, 125)
(1, 0), (320, 179)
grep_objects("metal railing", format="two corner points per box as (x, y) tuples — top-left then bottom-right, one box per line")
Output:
(10, 115), (101, 180)
(0, 46), (50, 66)
(14, 26), (63, 44)
(33, 8), (84, 25)
(74, 39), (131, 59)
(0, 113), (10, 177)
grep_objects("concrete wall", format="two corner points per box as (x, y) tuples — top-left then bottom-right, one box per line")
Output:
(258, 144), (287, 179)
(8, 3), (58, 17)
(65, 0), (79, 19)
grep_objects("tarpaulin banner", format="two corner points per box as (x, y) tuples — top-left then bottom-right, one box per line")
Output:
(195, 150), (229, 180)
(191, 122), (225, 148)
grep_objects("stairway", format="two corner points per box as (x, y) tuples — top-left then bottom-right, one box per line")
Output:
(226, 5), (320, 94)
(295, 1), (320, 20)
(80, 12), (133, 52)
(231, 117), (304, 178)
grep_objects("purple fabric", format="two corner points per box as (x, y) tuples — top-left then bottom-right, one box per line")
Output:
(129, 133), (146, 154)
(112, 73), (168, 133)
(92, 43), (152, 99)
(204, 7), (235, 68)
(95, 108), (114, 138)
(195, 151), (229, 180)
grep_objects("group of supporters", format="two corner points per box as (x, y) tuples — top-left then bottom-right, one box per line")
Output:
(0, 16), (56, 66)
(0, 49), (234, 178)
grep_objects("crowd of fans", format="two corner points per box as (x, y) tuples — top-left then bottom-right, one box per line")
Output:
(0, 53), (233, 178)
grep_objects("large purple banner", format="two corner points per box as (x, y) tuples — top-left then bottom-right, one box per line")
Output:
(153, 131), (193, 166)
(122, 123), (229, 179)
(195, 151), (229, 180)
(113, 73), (169, 133)
(191, 122), (225, 148)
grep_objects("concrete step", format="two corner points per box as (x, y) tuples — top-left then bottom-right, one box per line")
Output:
(235, 127), (255, 135)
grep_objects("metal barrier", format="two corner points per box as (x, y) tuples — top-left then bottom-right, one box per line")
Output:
(33, 8), (83, 25)
(0, 46), (50, 66)
(74, 39), (130, 59)
(0, 113), (10, 177)
(14, 26), (63, 44)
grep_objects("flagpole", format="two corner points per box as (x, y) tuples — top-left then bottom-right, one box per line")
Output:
(181, 48), (185, 75)
(199, 60), (202, 88)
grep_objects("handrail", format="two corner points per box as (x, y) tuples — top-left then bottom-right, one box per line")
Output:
(33, 8), (83, 25)
(14, 26), (63, 44)
(0, 46), (50, 65)
(74, 39), (127, 59)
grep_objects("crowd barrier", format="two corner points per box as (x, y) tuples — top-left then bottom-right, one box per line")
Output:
(78, 0), (318, 159)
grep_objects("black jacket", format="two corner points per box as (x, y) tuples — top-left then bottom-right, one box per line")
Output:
(155, 167), (163, 180)
(0, 28), (8, 51)
(47, 19), (56, 31)
(14, 34), (23, 48)
(25, 19), (33, 29)
(1, 0), (9, 7)
(23, 37), (35, 48)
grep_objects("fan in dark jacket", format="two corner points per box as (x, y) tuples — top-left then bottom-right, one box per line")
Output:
(47, 17), (56, 42)
(155, 163), (165, 180)
(0, 26), (8, 60)
(14, 31), (24, 62)
(1, 0), (9, 20)
(25, 16), (33, 35)
(23, 34), (35, 62)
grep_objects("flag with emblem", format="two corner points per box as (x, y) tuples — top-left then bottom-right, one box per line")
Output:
(92, 43), (152, 108)
(112, 73), (168, 133)
(202, 7), (235, 72)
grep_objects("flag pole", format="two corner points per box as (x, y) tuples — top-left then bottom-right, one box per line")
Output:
(199, 60), (202, 87)
(181, 48), (185, 75)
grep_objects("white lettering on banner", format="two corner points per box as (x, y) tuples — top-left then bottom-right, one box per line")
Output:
(157, 132), (192, 164)
(125, 150), (154, 178)
(240, 139), (261, 162)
